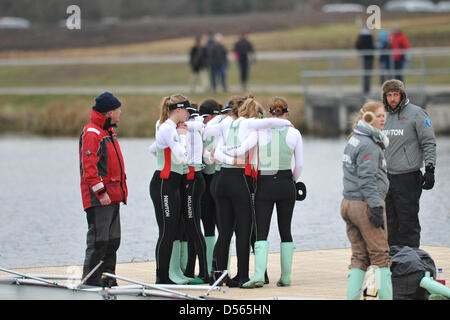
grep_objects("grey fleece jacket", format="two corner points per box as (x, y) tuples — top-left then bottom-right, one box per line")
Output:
(382, 99), (436, 174)
(342, 122), (389, 208)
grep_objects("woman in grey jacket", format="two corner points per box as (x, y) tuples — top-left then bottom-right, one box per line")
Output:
(341, 101), (392, 300)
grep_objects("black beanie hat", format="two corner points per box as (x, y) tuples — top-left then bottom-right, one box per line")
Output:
(93, 92), (121, 113)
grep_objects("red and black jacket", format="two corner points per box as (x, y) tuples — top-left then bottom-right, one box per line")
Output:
(79, 110), (128, 210)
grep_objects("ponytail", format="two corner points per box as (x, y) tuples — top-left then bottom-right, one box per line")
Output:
(158, 93), (189, 124)
(159, 96), (171, 124)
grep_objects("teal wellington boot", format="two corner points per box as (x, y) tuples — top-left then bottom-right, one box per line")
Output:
(375, 267), (393, 300)
(168, 240), (192, 284)
(242, 241), (269, 288)
(179, 241), (188, 273)
(277, 242), (295, 287)
(346, 268), (366, 300)
(205, 236), (216, 274)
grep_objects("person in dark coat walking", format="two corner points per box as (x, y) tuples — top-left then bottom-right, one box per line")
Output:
(210, 33), (228, 93)
(189, 35), (208, 93)
(355, 27), (375, 96)
(234, 33), (255, 91)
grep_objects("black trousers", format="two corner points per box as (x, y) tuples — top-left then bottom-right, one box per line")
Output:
(238, 59), (250, 86)
(83, 203), (121, 286)
(149, 170), (183, 283)
(255, 170), (296, 242)
(394, 59), (404, 82)
(386, 170), (423, 248)
(360, 56), (374, 95)
(182, 172), (208, 280)
(214, 168), (254, 280)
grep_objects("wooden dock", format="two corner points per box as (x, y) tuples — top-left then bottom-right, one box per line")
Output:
(2, 246), (449, 300)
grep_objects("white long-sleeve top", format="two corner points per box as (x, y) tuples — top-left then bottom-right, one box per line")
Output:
(203, 115), (235, 165)
(185, 116), (205, 167)
(213, 116), (292, 166)
(223, 123), (304, 182)
(154, 119), (189, 165)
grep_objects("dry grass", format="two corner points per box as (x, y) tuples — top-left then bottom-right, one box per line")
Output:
(0, 93), (305, 137)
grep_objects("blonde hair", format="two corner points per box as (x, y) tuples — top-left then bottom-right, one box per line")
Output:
(268, 96), (288, 117)
(238, 97), (265, 118)
(348, 100), (384, 138)
(226, 95), (248, 117)
(159, 93), (188, 124)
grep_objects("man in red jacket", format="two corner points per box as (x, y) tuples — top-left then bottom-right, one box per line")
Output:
(79, 92), (128, 287)
(390, 25), (410, 83)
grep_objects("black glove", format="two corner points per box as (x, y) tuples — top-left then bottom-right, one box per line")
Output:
(295, 182), (307, 201)
(368, 206), (384, 229)
(422, 164), (435, 190)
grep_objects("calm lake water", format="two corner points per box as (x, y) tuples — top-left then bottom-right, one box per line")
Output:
(1, 136), (449, 268)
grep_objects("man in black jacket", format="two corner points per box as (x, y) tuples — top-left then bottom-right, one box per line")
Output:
(189, 35), (208, 93)
(234, 33), (254, 91)
(210, 33), (228, 92)
(355, 27), (375, 96)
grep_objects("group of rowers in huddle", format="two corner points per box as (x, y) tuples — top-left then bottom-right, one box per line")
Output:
(148, 94), (304, 289)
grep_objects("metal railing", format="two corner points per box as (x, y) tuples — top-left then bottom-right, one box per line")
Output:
(299, 47), (450, 99)
(297, 47), (450, 134)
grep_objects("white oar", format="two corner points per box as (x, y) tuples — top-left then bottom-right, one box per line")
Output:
(102, 272), (204, 300)
(0, 266), (71, 288)
(204, 270), (228, 296)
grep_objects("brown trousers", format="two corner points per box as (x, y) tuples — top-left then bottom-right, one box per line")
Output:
(341, 199), (390, 270)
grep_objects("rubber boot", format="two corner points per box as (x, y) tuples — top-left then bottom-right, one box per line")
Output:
(169, 240), (192, 284)
(375, 267), (393, 300)
(179, 240), (188, 273)
(242, 241), (269, 288)
(277, 242), (295, 287)
(205, 236), (216, 274)
(346, 268), (366, 300)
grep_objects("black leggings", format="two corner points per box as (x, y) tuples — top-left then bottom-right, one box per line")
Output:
(201, 173), (217, 237)
(149, 170), (183, 283)
(255, 170), (296, 242)
(214, 168), (254, 280)
(181, 172), (208, 279)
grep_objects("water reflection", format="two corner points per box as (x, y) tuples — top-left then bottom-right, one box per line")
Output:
(0, 136), (449, 268)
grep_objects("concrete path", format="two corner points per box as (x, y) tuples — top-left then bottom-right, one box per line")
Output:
(0, 85), (448, 95)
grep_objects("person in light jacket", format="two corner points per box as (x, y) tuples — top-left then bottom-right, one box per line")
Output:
(341, 101), (392, 300)
(381, 79), (436, 249)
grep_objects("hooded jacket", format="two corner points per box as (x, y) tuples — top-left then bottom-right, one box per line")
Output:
(342, 121), (389, 208)
(381, 80), (436, 174)
(79, 110), (128, 210)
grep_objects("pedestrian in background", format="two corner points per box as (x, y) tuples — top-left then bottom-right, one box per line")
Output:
(377, 29), (392, 85)
(390, 25), (410, 83)
(234, 32), (255, 92)
(210, 33), (228, 93)
(355, 27), (375, 96)
(189, 35), (208, 93)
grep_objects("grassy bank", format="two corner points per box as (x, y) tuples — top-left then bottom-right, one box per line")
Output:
(2, 14), (450, 58)
(0, 93), (306, 137)
(1, 55), (448, 88)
